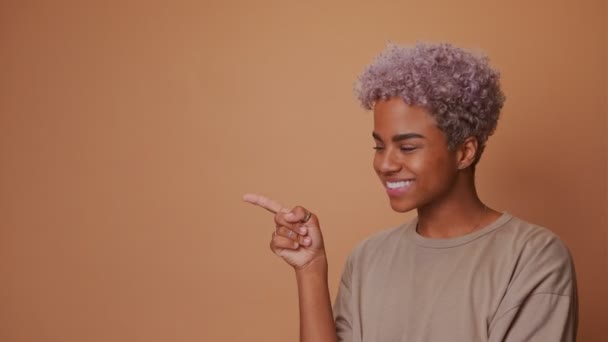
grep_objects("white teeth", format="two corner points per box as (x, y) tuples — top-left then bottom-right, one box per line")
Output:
(386, 180), (412, 189)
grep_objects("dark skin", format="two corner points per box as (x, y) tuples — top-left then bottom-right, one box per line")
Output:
(372, 97), (502, 238)
(243, 97), (502, 341)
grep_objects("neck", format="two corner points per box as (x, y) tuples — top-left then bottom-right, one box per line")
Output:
(416, 172), (490, 239)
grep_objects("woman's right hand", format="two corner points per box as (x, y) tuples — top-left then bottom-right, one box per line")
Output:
(243, 193), (327, 270)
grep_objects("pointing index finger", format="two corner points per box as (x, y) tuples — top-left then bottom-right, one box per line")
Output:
(242, 193), (287, 214)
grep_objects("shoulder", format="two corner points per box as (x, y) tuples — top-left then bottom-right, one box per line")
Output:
(490, 216), (578, 330)
(498, 215), (575, 295)
(496, 215), (572, 262)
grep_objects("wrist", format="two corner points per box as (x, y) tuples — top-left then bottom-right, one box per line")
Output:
(295, 254), (328, 278)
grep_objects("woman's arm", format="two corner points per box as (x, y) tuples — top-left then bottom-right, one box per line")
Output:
(243, 194), (339, 342)
(296, 256), (338, 342)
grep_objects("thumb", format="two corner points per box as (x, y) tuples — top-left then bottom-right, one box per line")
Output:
(284, 206), (315, 224)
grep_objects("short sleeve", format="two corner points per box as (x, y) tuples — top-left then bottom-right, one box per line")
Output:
(488, 231), (578, 341)
(334, 253), (354, 342)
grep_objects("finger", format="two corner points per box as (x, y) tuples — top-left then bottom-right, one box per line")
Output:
(274, 212), (308, 235)
(284, 206), (313, 224)
(271, 233), (300, 252)
(275, 226), (312, 246)
(300, 212), (318, 228)
(242, 193), (287, 214)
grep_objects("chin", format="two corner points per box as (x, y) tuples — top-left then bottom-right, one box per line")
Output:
(388, 198), (417, 213)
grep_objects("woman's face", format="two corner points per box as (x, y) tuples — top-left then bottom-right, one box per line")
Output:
(373, 97), (460, 212)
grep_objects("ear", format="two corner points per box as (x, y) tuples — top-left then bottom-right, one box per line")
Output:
(456, 136), (479, 170)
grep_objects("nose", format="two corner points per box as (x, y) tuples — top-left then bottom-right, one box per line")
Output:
(375, 147), (402, 174)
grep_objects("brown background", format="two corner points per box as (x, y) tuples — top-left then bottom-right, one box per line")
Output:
(1, 1), (606, 341)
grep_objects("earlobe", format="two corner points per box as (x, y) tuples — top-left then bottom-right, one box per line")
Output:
(458, 160), (469, 170)
(458, 137), (479, 170)
(455, 148), (467, 170)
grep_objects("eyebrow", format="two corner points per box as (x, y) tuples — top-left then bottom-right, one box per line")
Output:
(372, 132), (426, 142)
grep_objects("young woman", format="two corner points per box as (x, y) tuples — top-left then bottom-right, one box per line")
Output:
(243, 43), (578, 342)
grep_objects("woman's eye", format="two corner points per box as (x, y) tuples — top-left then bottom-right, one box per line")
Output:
(400, 146), (417, 152)
(372, 146), (384, 151)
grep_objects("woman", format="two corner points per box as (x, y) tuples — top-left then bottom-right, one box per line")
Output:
(243, 43), (578, 341)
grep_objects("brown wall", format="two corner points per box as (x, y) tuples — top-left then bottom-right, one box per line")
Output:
(1, 1), (606, 341)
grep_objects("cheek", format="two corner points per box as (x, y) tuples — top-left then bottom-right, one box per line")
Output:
(424, 154), (457, 183)
(414, 150), (456, 180)
(405, 155), (426, 172)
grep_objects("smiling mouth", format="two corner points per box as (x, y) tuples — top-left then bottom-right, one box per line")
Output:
(386, 179), (414, 189)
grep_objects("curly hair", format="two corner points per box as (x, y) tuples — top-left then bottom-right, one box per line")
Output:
(355, 42), (505, 163)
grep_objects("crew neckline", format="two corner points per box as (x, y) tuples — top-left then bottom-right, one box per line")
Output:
(407, 212), (513, 249)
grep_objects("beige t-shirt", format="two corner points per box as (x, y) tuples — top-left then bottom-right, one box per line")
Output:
(334, 213), (577, 342)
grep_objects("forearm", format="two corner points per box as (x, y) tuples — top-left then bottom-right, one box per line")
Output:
(295, 256), (338, 342)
